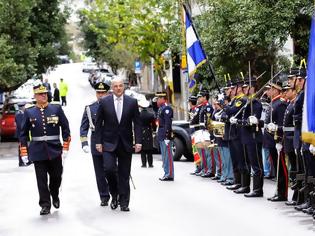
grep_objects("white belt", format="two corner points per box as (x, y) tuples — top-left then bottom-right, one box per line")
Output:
(283, 127), (294, 132)
(32, 135), (60, 141)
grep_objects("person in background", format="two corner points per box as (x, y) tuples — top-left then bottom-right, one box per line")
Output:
(138, 98), (155, 168)
(59, 78), (68, 106)
(53, 83), (60, 102)
(43, 78), (52, 103)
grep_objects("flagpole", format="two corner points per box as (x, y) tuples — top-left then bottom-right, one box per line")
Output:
(183, 3), (221, 93)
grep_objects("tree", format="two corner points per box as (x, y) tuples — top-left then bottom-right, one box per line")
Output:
(193, 0), (314, 87)
(0, 0), (70, 92)
(79, 0), (180, 88)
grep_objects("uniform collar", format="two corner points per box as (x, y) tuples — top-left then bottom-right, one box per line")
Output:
(235, 93), (245, 99)
(271, 94), (282, 102)
(36, 102), (48, 109)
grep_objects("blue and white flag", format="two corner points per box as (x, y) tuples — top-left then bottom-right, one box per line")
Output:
(302, 14), (315, 145)
(184, 7), (207, 78)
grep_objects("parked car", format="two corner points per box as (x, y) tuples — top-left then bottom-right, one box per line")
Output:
(0, 102), (18, 140)
(57, 55), (71, 64)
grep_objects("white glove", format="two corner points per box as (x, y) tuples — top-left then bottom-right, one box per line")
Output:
(164, 140), (170, 145)
(276, 143), (283, 152)
(229, 117), (238, 124)
(310, 144), (315, 156)
(21, 156), (29, 164)
(267, 123), (278, 132)
(248, 116), (258, 125)
(62, 151), (68, 159)
(217, 93), (224, 101)
(214, 112), (221, 121)
(82, 145), (89, 153)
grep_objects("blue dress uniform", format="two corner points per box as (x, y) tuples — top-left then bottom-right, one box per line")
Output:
(156, 93), (174, 181)
(279, 96), (298, 203)
(199, 99), (214, 177)
(263, 86), (288, 201)
(240, 94), (264, 197)
(223, 89), (247, 191)
(20, 84), (70, 214)
(15, 107), (27, 166)
(80, 82), (111, 205)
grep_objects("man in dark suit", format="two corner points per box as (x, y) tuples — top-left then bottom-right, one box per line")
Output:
(95, 77), (142, 212)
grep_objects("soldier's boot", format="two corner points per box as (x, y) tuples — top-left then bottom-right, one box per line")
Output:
(245, 175), (263, 197)
(227, 171), (241, 190)
(302, 191), (314, 215)
(234, 172), (250, 194)
(295, 184), (311, 211)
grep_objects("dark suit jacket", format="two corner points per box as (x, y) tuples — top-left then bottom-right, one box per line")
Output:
(95, 94), (142, 153)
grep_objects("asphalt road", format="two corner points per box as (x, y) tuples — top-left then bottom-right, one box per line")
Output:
(0, 63), (314, 236)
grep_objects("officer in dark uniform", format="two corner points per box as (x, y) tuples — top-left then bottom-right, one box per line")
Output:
(156, 92), (174, 181)
(138, 98), (155, 167)
(20, 83), (71, 215)
(80, 81), (111, 206)
(217, 81), (234, 186)
(223, 79), (247, 192)
(239, 77), (264, 197)
(292, 71), (315, 213)
(188, 95), (203, 175)
(279, 80), (298, 205)
(198, 90), (214, 177)
(264, 81), (288, 202)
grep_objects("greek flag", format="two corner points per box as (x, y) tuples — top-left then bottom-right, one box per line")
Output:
(184, 7), (207, 78)
(302, 15), (315, 145)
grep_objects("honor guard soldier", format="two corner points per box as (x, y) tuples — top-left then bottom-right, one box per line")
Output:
(197, 90), (214, 177)
(224, 79), (247, 192)
(264, 81), (288, 202)
(240, 77), (264, 197)
(280, 77), (299, 206)
(292, 71), (315, 213)
(188, 95), (202, 175)
(80, 81), (111, 206)
(20, 83), (71, 215)
(216, 81), (234, 186)
(156, 92), (174, 181)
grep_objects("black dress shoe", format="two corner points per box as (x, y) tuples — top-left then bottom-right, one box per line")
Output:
(234, 186), (250, 194)
(110, 196), (118, 210)
(159, 177), (174, 181)
(244, 191), (263, 198)
(222, 181), (234, 186)
(100, 198), (109, 207)
(295, 201), (310, 211)
(285, 200), (297, 206)
(302, 207), (314, 215)
(141, 165), (147, 168)
(227, 184), (241, 190)
(269, 196), (287, 202)
(120, 206), (130, 212)
(40, 207), (50, 215)
(52, 198), (60, 209)
(267, 195), (277, 201)
(148, 165), (154, 168)
(211, 176), (220, 180)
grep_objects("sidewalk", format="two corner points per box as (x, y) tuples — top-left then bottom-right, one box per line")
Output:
(0, 141), (18, 159)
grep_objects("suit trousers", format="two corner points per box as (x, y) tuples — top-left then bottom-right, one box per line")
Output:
(92, 154), (110, 200)
(102, 141), (132, 207)
(34, 157), (63, 208)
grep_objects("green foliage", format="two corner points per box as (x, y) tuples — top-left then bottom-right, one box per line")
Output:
(79, 0), (180, 87)
(194, 0), (314, 87)
(0, 0), (70, 91)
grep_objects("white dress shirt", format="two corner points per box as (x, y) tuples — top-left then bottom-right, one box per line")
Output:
(113, 94), (123, 122)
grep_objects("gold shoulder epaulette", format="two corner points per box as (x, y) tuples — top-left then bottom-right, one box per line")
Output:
(25, 104), (34, 109)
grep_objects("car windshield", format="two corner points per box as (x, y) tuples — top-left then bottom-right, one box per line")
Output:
(3, 104), (18, 115)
